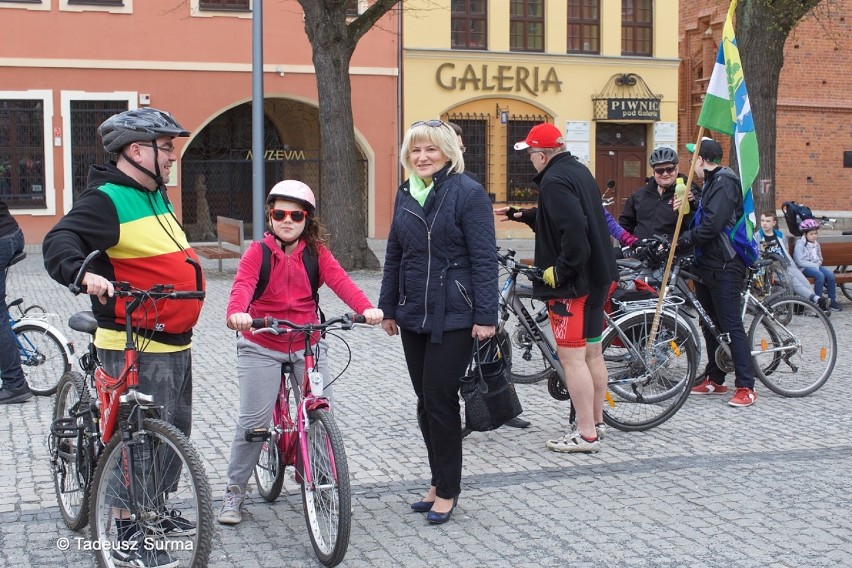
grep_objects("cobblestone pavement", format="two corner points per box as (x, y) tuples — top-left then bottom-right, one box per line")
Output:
(2, 243), (850, 567)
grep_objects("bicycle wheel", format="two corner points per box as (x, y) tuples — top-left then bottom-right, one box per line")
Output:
(14, 323), (71, 396)
(750, 295), (836, 397)
(602, 310), (698, 431)
(254, 420), (286, 502)
(499, 293), (557, 384)
(50, 371), (96, 530)
(88, 418), (213, 568)
(302, 409), (351, 567)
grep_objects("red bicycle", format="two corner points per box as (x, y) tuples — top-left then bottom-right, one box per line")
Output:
(49, 250), (212, 568)
(249, 313), (368, 567)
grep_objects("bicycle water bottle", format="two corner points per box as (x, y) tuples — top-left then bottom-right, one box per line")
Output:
(675, 178), (690, 214)
(309, 370), (324, 396)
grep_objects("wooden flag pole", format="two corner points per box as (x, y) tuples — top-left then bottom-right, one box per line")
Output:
(644, 126), (705, 355)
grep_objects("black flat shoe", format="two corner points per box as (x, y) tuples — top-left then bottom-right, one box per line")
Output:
(410, 500), (434, 513)
(505, 416), (531, 429)
(426, 496), (458, 525)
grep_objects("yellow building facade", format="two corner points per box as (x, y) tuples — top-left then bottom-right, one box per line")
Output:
(403, 1), (680, 234)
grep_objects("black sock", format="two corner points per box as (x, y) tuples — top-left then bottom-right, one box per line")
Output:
(115, 519), (137, 541)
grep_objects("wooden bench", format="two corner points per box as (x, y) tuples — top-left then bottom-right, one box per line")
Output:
(194, 216), (244, 271)
(786, 235), (852, 285)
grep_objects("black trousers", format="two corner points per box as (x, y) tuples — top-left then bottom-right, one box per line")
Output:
(400, 328), (474, 500)
(693, 267), (755, 389)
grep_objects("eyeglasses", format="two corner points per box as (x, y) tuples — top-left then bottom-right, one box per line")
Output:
(271, 209), (307, 223)
(411, 120), (450, 129)
(654, 166), (677, 175)
(527, 150), (546, 157)
(138, 143), (176, 154)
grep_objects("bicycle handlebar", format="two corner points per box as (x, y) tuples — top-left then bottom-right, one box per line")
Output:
(69, 249), (205, 300)
(497, 248), (543, 280)
(250, 313), (367, 335)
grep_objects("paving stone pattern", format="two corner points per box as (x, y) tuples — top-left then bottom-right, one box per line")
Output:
(1, 242), (850, 567)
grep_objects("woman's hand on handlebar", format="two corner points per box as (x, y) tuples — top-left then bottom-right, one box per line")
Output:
(82, 272), (114, 305)
(361, 308), (384, 325)
(227, 312), (254, 331)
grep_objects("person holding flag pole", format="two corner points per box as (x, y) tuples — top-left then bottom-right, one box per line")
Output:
(648, 0), (759, 408)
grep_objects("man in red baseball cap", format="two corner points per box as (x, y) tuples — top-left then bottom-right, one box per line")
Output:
(496, 123), (618, 453)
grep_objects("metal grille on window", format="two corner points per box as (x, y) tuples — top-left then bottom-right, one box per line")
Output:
(70, 100), (128, 204)
(506, 115), (547, 204)
(0, 99), (46, 209)
(199, 0), (250, 11)
(446, 113), (489, 197)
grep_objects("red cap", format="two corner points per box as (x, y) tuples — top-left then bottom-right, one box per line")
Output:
(514, 123), (564, 150)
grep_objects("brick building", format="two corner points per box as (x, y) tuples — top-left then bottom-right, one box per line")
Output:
(679, 0), (852, 222)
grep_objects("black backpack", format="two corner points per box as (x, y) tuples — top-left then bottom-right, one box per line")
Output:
(781, 201), (814, 237)
(250, 242), (323, 321)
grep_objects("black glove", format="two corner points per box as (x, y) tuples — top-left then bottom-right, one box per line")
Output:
(676, 231), (694, 251)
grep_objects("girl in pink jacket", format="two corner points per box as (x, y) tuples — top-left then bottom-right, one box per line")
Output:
(218, 180), (382, 525)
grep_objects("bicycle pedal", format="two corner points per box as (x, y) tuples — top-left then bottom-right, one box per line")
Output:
(244, 428), (271, 442)
(51, 416), (82, 438)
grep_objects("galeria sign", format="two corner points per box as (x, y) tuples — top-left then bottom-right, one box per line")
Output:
(436, 63), (562, 96)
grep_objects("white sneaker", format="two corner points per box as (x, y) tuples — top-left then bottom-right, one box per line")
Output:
(545, 432), (600, 453)
(217, 485), (245, 525)
(568, 422), (607, 441)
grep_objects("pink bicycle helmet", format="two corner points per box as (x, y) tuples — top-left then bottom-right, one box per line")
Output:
(799, 218), (820, 233)
(266, 180), (316, 212)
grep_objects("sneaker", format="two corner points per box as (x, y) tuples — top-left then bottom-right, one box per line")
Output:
(569, 421), (607, 441)
(728, 387), (757, 407)
(816, 297), (829, 311)
(829, 302), (843, 312)
(545, 432), (600, 453)
(111, 529), (178, 568)
(690, 378), (728, 395)
(152, 508), (196, 537)
(218, 485), (245, 525)
(0, 385), (33, 405)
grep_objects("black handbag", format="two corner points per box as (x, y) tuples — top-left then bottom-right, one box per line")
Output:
(460, 337), (523, 432)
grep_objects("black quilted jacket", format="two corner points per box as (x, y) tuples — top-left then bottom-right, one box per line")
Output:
(378, 164), (498, 343)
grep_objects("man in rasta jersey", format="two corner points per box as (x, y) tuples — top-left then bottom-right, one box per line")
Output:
(43, 108), (205, 568)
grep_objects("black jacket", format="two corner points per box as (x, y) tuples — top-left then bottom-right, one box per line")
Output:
(518, 153), (617, 299)
(378, 164), (498, 342)
(682, 166), (746, 274)
(619, 174), (700, 241)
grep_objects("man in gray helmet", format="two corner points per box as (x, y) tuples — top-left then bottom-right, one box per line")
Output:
(619, 146), (700, 242)
(43, 108), (205, 568)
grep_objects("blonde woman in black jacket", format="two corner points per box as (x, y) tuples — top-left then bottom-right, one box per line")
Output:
(379, 120), (498, 525)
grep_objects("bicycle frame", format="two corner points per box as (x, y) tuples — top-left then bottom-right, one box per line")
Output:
(498, 256), (564, 380)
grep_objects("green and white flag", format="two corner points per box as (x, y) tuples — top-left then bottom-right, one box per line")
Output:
(698, 0), (758, 238)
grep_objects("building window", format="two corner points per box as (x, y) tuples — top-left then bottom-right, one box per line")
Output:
(199, 0), (249, 11)
(67, 0), (124, 5)
(69, 101), (129, 204)
(0, 99), (46, 209)
(346, 0), (360, 16)
(0, 0), (48, 8)
(451, 0), (487, 50)
(510, 0), (544, 52)
(567, 0), (600, 54)
(506, 116), (548, 203)
(622, 0), (652, 56)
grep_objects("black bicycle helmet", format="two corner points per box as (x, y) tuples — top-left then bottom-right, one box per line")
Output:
(98, 108), (190, 153)
(649, 146), (679, 166)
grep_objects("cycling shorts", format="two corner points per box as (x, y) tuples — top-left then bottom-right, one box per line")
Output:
(547, 285), (608, 348)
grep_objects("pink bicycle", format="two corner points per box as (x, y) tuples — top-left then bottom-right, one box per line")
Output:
(248, 313), (367, 567)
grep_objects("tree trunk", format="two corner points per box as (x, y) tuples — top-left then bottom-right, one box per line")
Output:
(298, 0), (401, 270)
(736, 0), (821, 215)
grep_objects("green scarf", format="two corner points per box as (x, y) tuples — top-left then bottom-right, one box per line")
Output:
(408, 174), (434, 207)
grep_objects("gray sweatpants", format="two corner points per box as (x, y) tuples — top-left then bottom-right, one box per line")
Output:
(225, 335), (329, 492)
